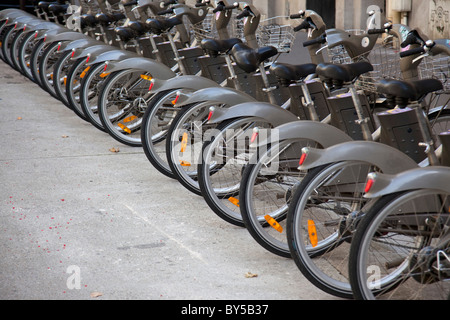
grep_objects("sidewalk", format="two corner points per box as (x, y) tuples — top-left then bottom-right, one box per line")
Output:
(0, 59), (336, 300)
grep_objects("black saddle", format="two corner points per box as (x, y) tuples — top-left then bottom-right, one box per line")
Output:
(201, 38), (243, 57)
(95, 13), (126, 25)
(38, 1), (58, 11)
(128, 21), (149, 36)
(80, 14), (97, 28)
(47, 3), (69, 14)
(377, 78), (443, 107)
(316, 62), (373, 85)
(270, 62), (317, 86)
(145, 17), (182, 35)
(114, 26), (137, 41)
(231, 43), (278, 73)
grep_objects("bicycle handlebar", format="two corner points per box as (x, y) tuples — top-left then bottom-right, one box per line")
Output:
(212, 1), (238, 13)
(399, 46), (426, 58)
(294, 19), (311, 32)
(290, 11), (305, 19)
(157, 8), (174, 15)
(303, 33), (326, 47)
(122, 0), (137, 7)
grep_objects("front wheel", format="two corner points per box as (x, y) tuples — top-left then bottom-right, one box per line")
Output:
(348, 189), (450, 300)
(98, 68), (157, 147)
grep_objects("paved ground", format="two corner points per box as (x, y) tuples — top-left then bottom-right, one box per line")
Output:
(0, 59), (337, 301)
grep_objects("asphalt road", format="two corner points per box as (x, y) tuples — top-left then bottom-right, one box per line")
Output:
(0, 53), (337, 302)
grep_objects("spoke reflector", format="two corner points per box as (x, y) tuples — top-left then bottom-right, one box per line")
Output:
(180, 132), (188, 153)
(122, 115), (137, 123)
(118, 123), (131, 134)
(141, 74), (152, 81)
(80, 66), (91, 78)
(180, 161), (191, 167)
(99, 72), (110, 78)
(264, 215), (283, 233)
(228, 197), (240, 207)
(307, 220), (318, 247)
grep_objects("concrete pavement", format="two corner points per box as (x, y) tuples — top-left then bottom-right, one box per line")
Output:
(0, 59), (336, 301)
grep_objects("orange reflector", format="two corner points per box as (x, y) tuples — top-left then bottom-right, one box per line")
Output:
(99, 72), (110, 78)
(180, 161), (191, 167)
(180, 132), (188, 153)
(50, 73), (53, 80)
(118, 123), (131, 134)
(141, 74), (152, 81)
(264, 215), (283, 233)
(122, 115), (137, 123)
(228, 197), (240, 207)
(307, 220), (318, 247)
(63, 76), (67, 86)
(79, 66), (91, 79)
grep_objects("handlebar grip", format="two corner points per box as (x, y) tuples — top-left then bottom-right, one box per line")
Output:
(399, 46), (425, 58)
(122, 0), (137, 7)
(157, 8), (174, 15)
(163, 0), (177, 7)
(195, 2), (207, 7)
(236, 10), (250, 19)
(294, 20), (310, 32)
(303, 35), (326, 47)
(367, 28), (385, 34)
(290, 13), (303, 19)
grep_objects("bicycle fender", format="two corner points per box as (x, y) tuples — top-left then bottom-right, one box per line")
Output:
(257, 121), (353, 148)
(103, 57), (177, 80)
(208, 102), (299, 127)
(1, 10), (36, 21)
(84, 49), (138, 65)
(175, 87), (256, 107)
(43, 31), (89, 44)
(57, 38), (106, 53)
(299, 141), (419, 173)
(149, 75), (221, 94)
(70, 44), (118, 59)
(365, 166), (450, 198)
(5, 15), (37, 27)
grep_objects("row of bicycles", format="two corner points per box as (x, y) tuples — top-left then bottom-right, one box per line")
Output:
(1, 0), (449, 300)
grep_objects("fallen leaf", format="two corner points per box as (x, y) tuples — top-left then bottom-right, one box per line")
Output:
(17, 117), (22, 120)
(90, 291), (103, 298)
(245, 272), (258, 278)
(62, 135), (69, 138)
(109, 147), (120, 153)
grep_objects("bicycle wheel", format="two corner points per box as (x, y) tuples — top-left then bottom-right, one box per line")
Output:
(166, 101), (225, 195)
(38, 40), (62, 99)
(52, 49), (74, 107)
(239, 139), (321, 258)
(66, 57), (91, 121)
(29, 38), (46, 87)
(286, 160), (382, 299)
(141, 89), (185, 178)
(348, 189), (450, 300)
(17, 30), (38, 81)
(98, 68), (157, 147)
(1, 24), (17, 67)
(198, 117), (273, 227)
(80, 62), (110, 131)
(9, 28), (26, 72)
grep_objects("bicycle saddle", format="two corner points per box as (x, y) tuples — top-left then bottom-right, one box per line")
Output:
(114, 26), (138, 41)
(80, 14), (97, 28)
(48, 3), (69, 14)
(128, 21), (150, 36)
(377, 78), (443, 106)
(316, 61), (374, 83)
(231, 43), (279, 73)
(96, 13), (126, 25)
(201, 38), (243, 57)
(145, 17), (183, 35)
(270, 62), (317, 85)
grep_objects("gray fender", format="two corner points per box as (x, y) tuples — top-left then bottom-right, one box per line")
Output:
(299, 141), (419, 174)
(85, 49), (138, 65)
(257, 121), (353, 148)
(27, 21), (63, 31)
(1, 10), (36, 22)
(6, 15), (37, 27)
(208, 102), (299, 127)
(43, 31), (89, 44)
(57, 38), (105, 53)
(150, 75), (221, 94)
(70, 44), (118, 59)
(175, 87), (256, 107)
(103, 57), (177, 80)
(365, 166), (450, 198)
(35, 28), (72, 41)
